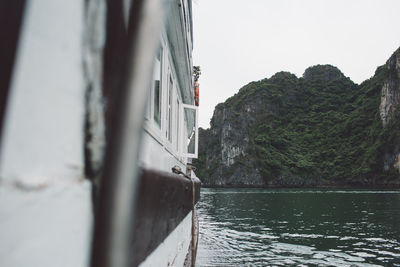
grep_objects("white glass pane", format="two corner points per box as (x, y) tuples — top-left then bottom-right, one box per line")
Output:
(153, 49), (162, 127)
(183, 106), (197, 156)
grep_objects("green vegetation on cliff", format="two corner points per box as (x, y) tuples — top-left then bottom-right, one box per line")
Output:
(195, 48), (400, 186)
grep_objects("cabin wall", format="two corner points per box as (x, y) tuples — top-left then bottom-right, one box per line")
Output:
(140, 132), (186, 172)
(0, 0), (85, 181)
(0, 1), (96, 266)
(140, 29), (189, 172)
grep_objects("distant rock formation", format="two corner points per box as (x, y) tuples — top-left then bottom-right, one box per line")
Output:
(381, 48), (400, 173)
(380, 48), (400, 126)
(195, 47), (400, 187)
(303, 64), (345, 82)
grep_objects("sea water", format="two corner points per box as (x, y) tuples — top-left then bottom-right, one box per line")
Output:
(196, 188), (400, 266)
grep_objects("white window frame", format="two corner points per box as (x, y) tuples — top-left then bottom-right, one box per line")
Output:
(175, 97), (181, 153)
(165, 72), (173, 143)
(143, 33), (198, 162)
(144, 40), (165, 142)
(181, 103), (198, 158)
(153, 47), (163, 129)
(163, 69), (183, 160)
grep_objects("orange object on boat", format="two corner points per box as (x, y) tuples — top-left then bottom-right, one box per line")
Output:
(194, 81), (199, 106)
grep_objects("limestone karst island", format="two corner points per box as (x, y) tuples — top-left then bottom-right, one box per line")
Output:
(195, 47), (400, 188)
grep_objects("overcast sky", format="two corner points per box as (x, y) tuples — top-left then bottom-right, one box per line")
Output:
(192, 0), (400, 129)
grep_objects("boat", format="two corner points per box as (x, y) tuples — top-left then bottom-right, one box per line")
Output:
(0, 0), (201, 266)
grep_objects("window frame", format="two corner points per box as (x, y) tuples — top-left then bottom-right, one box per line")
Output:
(180, 103), (198, 158)
(165, 72), (173, 143)
(143, 34), (198, 162)
(144, 41), (165, 142)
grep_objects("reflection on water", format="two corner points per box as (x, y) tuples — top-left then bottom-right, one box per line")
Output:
(196, 188), (400, 266)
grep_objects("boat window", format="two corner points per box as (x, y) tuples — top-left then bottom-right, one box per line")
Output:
(145, 77), (151, 121)
(153, 48), (162, 128)
(181, 104), (198, 158)
(175, 99), (180, 152)
(166, 74), (173, 142)
(145, 92), (150, 120)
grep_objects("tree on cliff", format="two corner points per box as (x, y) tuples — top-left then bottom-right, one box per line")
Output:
(193, 66), (201, 82)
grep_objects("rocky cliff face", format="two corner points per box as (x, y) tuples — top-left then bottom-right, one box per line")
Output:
(380, 48), (400, 173)
(195, 47), (400, 187)
(199, 72), (309, 186)
(380, 48), (400, 126)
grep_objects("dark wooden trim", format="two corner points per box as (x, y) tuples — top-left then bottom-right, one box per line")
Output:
(132, 168), (201, 266)
(0, 1), (26, 145)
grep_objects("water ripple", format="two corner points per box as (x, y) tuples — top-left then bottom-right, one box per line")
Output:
(196, 188), (400, 266)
